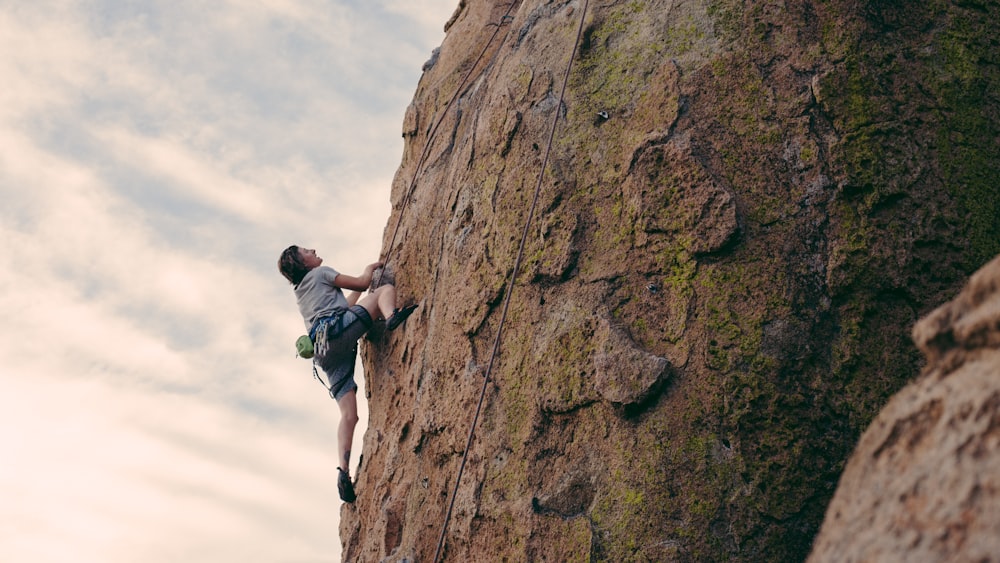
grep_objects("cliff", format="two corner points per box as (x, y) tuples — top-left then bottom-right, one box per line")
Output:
(343, 0), (1000, 560)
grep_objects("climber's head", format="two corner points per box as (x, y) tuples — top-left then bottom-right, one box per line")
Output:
(279, 245), (322, 285)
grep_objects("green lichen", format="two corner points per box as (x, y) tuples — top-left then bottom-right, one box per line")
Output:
(707, 53), (795, 226)
(664, 17), (706, 56)
(559, 2), (691, 181)
(930, 20), (1000, 267)
(540, 313), (600, 409)
(491, 311), (537, 444)
(706, 1), (743, 43)
(437, 1), (1000, 561)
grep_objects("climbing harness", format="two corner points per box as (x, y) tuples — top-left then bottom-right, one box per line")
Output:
(310, 313), (347, 359)
(432, 1), (591, 561)
(301, 312), (349, 397)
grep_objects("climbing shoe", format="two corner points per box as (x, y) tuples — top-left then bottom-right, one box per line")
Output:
(386, 304), (418, 331)
(337, 467), (356, 503)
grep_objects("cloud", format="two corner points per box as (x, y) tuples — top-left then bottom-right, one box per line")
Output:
(0, 372), (339, 562)
(0, 0), (456, 561)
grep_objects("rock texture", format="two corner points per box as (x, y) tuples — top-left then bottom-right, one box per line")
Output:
(342, 0), (1000, 561)
(809, 255), (1000, 562)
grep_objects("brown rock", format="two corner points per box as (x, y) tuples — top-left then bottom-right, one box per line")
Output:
(592, 316), (670, 407)
(623, 133), (738, 254)
(342, 0), (1000, 561)
(809, 255), (1000, 562)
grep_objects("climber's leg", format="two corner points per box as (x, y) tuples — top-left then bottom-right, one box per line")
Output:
(336, 388), (359, 472)
(357, 284), (396, 321)
(357, 284), (417, 330)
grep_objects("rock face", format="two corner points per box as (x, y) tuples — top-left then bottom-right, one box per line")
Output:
(343, 0), (1000, 561)
(809, 255), (1000, 562)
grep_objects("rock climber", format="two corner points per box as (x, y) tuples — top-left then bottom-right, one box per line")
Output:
(278, 245), (417, 503)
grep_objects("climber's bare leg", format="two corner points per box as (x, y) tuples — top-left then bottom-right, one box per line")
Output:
(357, 284), (396, 321)
(336, 389), (359, 472)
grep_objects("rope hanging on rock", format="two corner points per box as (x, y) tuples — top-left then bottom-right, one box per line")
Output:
(377, 2), (521, 285)
(432, 2), (592, 561)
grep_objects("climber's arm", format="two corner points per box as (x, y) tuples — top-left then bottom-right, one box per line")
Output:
(334, 261), (383, 291)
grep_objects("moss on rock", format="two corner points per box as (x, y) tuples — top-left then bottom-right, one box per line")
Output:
(344, 1), (1000, 561)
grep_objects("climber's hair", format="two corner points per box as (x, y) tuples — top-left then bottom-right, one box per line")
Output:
(278, 245), (310, 286)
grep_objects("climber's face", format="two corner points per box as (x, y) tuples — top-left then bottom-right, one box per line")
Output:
(299, 247), (323, 269)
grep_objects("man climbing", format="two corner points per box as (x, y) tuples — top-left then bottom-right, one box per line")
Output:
(278, 245), (417, 503)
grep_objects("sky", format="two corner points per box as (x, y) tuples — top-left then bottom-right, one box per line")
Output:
(0, 1), (457, 561)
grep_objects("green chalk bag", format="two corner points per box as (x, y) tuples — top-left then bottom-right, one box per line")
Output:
(295, 335), (314, 359)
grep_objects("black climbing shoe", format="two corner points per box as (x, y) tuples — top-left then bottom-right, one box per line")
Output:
(338, 467), (356, 503)
(386, 304), (418, 331)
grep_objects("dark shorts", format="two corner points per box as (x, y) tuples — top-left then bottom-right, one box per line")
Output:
(316, 305), (374, 400)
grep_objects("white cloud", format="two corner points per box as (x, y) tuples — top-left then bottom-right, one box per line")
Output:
(0, 373), (339, 562)
(94, 126), (285, 227)
(0, 8), (96, 120)
(0, 0), (457, 561)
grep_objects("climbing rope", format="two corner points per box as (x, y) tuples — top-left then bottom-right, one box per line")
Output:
(377, 2), (521, 285)
(432, 1), (591, 561)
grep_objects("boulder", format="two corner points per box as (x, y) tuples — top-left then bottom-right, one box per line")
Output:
(809, 255), (1000, 562)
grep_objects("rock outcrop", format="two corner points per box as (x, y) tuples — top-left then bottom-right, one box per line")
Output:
(343, 0), (1000, 561)
(809, 255), (1000, 562)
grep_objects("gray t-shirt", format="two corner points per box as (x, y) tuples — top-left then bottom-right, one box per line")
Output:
(294, 266), (349, 330)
